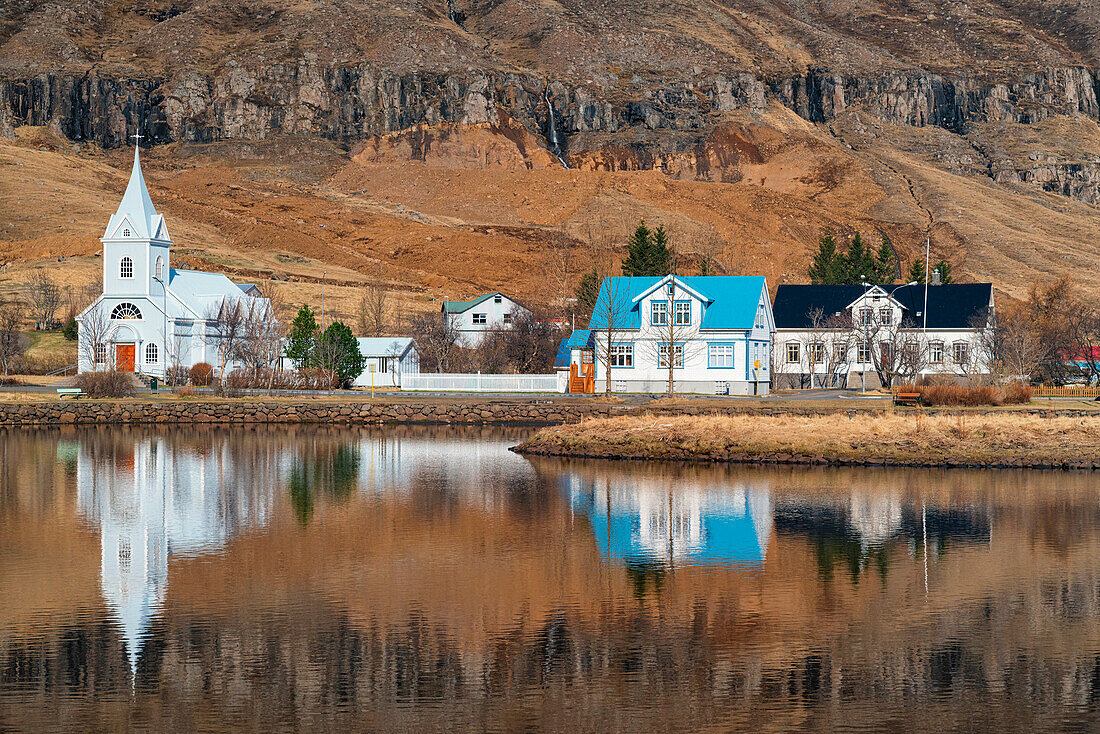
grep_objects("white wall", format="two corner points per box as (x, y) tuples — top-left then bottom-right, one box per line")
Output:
(448, 294), (530, 346)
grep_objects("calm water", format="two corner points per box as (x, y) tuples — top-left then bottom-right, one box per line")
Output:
(1, 426), (1099, 732)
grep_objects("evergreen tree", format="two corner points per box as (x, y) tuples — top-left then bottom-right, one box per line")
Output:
(873, 233), (897, 284)
(808, 234), (844, 284)
(621, 222), (653, 277)
(845, 233), (876, 283)
(319, 321), (365, 386)
(648, 225), (674, 275)
(621, 221), (674, 276)
(575, 267), (601, 316)
(932, 260), (954, 284)
(286, 305), (319, 367)
(908, 258), (927, 285)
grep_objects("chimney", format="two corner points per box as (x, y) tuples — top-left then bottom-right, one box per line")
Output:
(930, 268), (942, 286)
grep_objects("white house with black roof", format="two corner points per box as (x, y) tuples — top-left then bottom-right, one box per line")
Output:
(442, 292), (530, 346)
(771, 283), (995, 389)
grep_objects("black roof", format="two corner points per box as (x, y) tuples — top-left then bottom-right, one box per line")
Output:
(772, 284), (993, 329)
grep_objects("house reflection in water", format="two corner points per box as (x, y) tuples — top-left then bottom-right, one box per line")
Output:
(562, 473), (774, 567)
(74, 437), (276, 681)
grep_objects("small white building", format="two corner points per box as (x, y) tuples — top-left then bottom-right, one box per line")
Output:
(76, 144), (270, 378)
(442, 292), (531, 346)
(353, 337), (419, 388)
(579, 275), (775, 395)
(771, 283), (995, 389)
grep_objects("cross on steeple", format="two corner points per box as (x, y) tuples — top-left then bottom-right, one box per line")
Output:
(131, 132), (144, 144)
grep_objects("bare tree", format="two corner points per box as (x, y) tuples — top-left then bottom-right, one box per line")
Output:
(987, 306), (1045, 384)
(866, 318), (926, 388)
(0, 303), (27, 379)
(358, 267), (389, 337)
(26, 271), (61, 329)
(77, 301), (113, 372)
(640, 274), (707, 396)
(592, 275), (634, 395)
(409, 310), (461, 372)
(206, 298), (250, 388)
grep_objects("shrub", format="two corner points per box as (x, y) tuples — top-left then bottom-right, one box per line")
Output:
(62, 318), (78, 341)
(1002, 381), (1032, 405)
(189, 362), (214, 386)
(165, 365), (190, 387)
(175, 386), (196, 398)
(896, 382), (1031, 407)
(74, 370), (134, 398)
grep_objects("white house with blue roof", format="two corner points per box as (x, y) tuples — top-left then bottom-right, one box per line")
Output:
(76, 144), (270, 377)
(583, 274), (775, 395)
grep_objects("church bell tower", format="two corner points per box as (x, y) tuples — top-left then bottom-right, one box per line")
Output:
(101, 137), (172, 298)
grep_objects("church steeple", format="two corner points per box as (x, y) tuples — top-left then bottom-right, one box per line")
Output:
(100, 135), (172, 298)
(103, 136), (170, 243)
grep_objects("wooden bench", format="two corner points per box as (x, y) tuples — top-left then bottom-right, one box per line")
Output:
(56, 388), (85, 400)
(893, 391), (922, 407)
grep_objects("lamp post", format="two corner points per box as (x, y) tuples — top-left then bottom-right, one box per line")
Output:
(155, 272), (167, 384)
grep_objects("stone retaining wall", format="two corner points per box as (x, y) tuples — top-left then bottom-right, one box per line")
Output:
(0, 399), (1088, 428)
(0, 399), (618, 427)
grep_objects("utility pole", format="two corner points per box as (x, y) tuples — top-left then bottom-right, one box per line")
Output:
(922, 235), (930, 335)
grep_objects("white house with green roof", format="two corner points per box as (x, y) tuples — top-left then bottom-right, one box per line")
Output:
(442, 292), (530, 347)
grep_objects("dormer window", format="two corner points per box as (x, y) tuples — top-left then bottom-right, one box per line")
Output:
(120, 256), (134, 279)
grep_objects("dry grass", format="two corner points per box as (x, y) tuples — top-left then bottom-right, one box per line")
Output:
(518, 412), (1100, 466)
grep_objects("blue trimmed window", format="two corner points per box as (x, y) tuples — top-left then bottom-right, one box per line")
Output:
(708, 344), (734, 368)
(657, 343), (684, 368)
(673, 300), (691, 325)
(650, 300), (668, 326)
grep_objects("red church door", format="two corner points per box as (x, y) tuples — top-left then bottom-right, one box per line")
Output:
(116, 344), (136, 372)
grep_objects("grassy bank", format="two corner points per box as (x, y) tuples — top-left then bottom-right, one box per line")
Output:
(515, 413), (1100, 469)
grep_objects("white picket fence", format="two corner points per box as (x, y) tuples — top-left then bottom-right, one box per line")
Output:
(401, 372), (565, 393)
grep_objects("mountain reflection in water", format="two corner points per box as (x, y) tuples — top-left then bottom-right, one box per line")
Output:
(1, 425), (1099, 732)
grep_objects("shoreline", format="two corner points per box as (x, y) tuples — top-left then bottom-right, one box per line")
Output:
(514, 413), (1100, 471)
(0, 395), (1097, 429)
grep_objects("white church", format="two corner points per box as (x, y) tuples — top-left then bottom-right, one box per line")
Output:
(77, 142), (269, 377)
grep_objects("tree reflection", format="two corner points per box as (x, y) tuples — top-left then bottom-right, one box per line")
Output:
(289, 442), (361, 524)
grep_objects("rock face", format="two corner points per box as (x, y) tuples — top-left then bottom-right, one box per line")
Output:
(4, 65), (1097, 146)
(3, 64), (1100, 200)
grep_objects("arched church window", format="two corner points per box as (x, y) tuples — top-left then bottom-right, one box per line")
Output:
(110, 302), (142, 320)
(145, 342), (159, 364)
(94, 343), (106, 364)
(120, 256), (134, 279)
(154, 257), (163, 280)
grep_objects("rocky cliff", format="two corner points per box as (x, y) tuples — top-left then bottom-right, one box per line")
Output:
(6, 62), (1100, 201)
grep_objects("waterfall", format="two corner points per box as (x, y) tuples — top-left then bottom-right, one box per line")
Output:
(446, 0), (465, 28)
(544, 86), (569, 169)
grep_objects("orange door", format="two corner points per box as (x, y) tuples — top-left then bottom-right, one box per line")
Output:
(116, 344), (135, 372)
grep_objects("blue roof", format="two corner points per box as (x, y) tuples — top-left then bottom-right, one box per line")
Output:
(568, 487), (768, 567)
(588, 276), (766, 331)
(554, 329), (593, 367)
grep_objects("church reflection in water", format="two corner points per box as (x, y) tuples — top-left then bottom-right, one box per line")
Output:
(74, 436), (277, 679)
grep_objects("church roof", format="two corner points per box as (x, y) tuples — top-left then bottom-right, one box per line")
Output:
(166, 268), (256, 319)
(103, 145), (169, 241)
